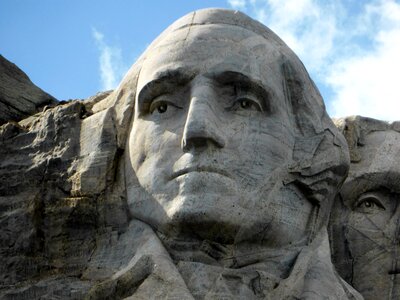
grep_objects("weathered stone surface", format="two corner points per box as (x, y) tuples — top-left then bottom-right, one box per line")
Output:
(0, 94), (130, 298)
(0, 101), (89, 297)
(0, 55), (58, 125)
(330, 116), (400, 300)
(112, 8), (359, 300)
(0, 8), (366, 299)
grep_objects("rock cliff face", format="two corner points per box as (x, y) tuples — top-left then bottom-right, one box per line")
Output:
(0, 99), (96, 298)
(0, 55), (119, 297)
(0, 9), (398, 300)
(0, 55), (57, 125)
(330, 116), (400, 300)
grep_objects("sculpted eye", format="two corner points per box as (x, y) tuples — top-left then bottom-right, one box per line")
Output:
(154, 103), (168, 114)
(354, 193), (386, 213)
(149, 100), (182, 115)
(231, 97), (262, 112)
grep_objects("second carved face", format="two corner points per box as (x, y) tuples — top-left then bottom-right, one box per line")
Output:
(331, 120), (400, 300)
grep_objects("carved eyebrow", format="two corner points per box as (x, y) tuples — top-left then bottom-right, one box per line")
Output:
(137, 68), (194, 110)
(342, 172), (400, 203)
(208, 71), (272, 112)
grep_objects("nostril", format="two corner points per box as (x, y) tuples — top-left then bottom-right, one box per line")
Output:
(189, 137), (209, 148)
(182, 137), (207, 152)
(181, 135), (225, 152)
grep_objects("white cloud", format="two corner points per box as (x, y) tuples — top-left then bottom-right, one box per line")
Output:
(228, 0), (247, 10)
(242, 0), (340, 73)
(92, 28), (126, 91)
(328, 0), (400, 121)
(227, 0), (400, 121)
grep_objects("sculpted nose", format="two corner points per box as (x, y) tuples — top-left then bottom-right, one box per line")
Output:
(181, 90), (225, 151)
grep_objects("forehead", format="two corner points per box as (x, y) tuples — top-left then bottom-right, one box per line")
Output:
(344, 130), (400, 195)
(137, 24), (284, 93)
(355, 130), (400, 173)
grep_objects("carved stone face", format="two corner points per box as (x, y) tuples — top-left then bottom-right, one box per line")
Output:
(126, 24), (313, 246)
(337, 129), (400, 299)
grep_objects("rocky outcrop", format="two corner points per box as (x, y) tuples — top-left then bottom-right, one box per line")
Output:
(0, 55), (57, 125)
(0, 101), (92, 298)
(330, 116), (400, 300)
(3, 8), (399, 300)
(0, 87), (119, 298)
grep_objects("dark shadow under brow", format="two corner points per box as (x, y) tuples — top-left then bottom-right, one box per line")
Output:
(208, 71), (272, 113)
(137, 69), (194, 113)
(342, 173), (400, 208)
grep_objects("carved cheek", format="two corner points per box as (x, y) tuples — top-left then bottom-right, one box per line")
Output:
(346, 212), (392, 261)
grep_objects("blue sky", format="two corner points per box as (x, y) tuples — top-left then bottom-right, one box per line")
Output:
(1, 0), (399, 120)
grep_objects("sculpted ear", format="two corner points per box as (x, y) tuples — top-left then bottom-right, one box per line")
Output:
(286, 131), (349, 206)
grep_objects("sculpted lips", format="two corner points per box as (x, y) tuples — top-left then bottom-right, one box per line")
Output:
(169, 166), (231, 180)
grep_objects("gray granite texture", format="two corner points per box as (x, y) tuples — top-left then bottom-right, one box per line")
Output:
(0, 55), (57, 125)
(0, 8), (364, 299)
(330, 116), (400, 300)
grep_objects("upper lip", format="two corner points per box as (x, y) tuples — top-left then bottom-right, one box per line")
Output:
(170, 165), (231, 180)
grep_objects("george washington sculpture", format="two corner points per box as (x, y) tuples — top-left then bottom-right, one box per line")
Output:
(0, 8), (361, 300)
